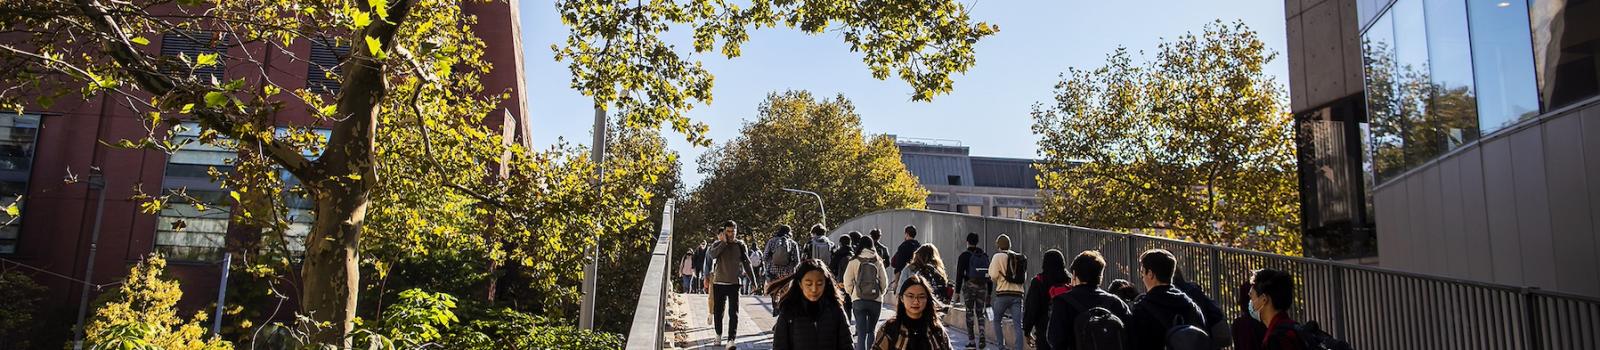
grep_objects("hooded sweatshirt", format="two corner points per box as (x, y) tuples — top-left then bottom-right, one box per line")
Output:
(1129, 284), (1207, 350)
(1046, 284), (1134, 350)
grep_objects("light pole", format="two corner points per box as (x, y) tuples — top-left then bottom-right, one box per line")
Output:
(72, 167), (107, 350)
(781, 188), (826, 227)
(579, 105), (606, 330)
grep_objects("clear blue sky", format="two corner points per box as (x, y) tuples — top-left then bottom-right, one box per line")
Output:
(517, 0), (1290, 187)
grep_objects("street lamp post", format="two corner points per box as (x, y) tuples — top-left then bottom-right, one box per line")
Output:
(781, 188), (826, 227)
(579, 105), (606, 330)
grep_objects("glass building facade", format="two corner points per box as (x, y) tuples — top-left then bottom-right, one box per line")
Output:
(1359, 0), (1597, 184)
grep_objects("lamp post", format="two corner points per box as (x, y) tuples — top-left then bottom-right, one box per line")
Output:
(579, 105), (606, 330)
(781, 188), (826, 227)
(72, 167), (107, 350)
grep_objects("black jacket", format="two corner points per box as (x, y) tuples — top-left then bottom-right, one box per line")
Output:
(830, 246), (856, 282)
(692, 247), (707, 272)
(955, 247), (988, 294)
(876, 242), (891, 263)
(1129, 285), (1207, 350)
(1046, 284), (1133, 350)
(1023, 274), (1067, 342)
(1175, 280), (1226, 329)
(774, 300), (853, 350)
(891, 239), (921, 273)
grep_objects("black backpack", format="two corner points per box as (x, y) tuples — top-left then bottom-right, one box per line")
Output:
(965, 250), (991, 283)
(1065, 296), (1125, 350)
(1274, 321), (1352, 350)
(1164, 314), (1209, 350)
(1002, 251), (1028, 284)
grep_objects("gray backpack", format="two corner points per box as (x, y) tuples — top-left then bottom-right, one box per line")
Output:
(810, 238), (832, 263)
(853, 256), (883, 301)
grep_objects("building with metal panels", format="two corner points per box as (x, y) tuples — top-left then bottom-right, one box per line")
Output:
(892, 137), (1044, 219)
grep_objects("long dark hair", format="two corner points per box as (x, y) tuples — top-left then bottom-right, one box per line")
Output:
(765, 259), (844, 314)
(1040, 249), (1069, 283)
(895, 273), (946, 321)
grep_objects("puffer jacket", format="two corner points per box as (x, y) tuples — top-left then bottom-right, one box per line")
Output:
(773, 300), (852, 350)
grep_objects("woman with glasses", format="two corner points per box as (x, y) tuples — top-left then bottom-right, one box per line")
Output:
(873, 274), (954, 350)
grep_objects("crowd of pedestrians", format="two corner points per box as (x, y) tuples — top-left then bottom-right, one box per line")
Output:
(681, 220), (1345, 350)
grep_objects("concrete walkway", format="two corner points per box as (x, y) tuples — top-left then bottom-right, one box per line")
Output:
(668, 293), (1006, 350)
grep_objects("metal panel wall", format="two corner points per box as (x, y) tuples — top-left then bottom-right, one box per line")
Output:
(1542, 115), (1598, 296)
(1438, 154), (1469, 279)
(1510, 127), (1557, 289)
(1456, 147), (1496, 282)
(1480, 137), (1525, 286)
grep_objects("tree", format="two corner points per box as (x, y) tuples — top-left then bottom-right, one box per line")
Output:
(1031, 21), (1302, 255)
(678, 91), (926, 249)
(1, 0), (992, 344)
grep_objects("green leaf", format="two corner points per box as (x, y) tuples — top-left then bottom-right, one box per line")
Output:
(5, 201), (20, 217)
(130, 37), (150, 46)
(180, 103), (195, 114)
(352, 10), (372, 28)
(318, 104), (337, 116)
(369, 0), (389, 21)
(204, 91), (228, 108)
(365, 36), (385, 59)
(195, 53), (219, 67)
(223, 78), (245, 91)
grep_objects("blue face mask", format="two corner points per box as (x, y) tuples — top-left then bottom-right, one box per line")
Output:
(1248, 296), (1263, 322)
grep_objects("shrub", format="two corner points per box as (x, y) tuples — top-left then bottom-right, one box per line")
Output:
(83, 255), (231, 350)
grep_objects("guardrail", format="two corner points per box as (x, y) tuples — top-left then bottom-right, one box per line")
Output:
(829, 209), (1600, 350)
(625, 200), (675, 350)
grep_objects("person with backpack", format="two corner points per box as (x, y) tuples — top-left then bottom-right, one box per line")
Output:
(765, 225), (802, 282)
(986, 234), (1028, 350)
(1129, 249), (1207, 350)
(747, 247), (766, 295)
(1174, 270), (1229, 349)
(1107, 279), (1139, 304)
(905, 244), (953, 306)
(873, 274), (955, 350)
(680, 250), (697, 293)
(889, 225), (922, 288)
(1231, 281), (1268, 350)
(845, 235), (891, 349)
(1046, 250), (1133, 350)
(706, 220), (759, 348)
(1023, 249), (1069, 350)
(766, 259), (853, 350)
(954, 233), (991, 349)
(808, 224), (836, 266)
(1250, 269), (1311, 350)
(831, 234), (857, 322)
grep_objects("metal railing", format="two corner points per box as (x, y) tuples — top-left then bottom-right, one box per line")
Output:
(625, 200), (675, 350)
(828, 209), (1600, 350)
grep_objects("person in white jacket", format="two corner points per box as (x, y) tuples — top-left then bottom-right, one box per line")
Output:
(680, 250), (697, 293)
(843, 235), (891, 350)
(987, 234), (1027, 350)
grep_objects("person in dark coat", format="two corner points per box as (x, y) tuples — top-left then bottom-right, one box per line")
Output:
(890, 225), (922, 276)
(1107, 279), (1139, 304)
(1046, 250), (1133, 350)
(1231, 281), (1269, 350)
(1023, 249), (1069, 350)
(768, 258), (853, 350)
(870, 229), (891, 260)
(1174, 269), (1228, 348)
(1129, 249), (1206, 350)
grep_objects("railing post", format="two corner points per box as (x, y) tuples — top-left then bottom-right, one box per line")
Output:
(1209, 249), (1222, 308)
(1521, 288), (1539, 350)
(1331, 265), (1346, 338)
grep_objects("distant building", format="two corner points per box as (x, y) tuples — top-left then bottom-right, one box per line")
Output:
(892, 137), (1043, 219)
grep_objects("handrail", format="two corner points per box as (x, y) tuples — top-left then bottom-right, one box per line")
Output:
(625, 199), (675, 350)
(829, 208), (1600, 349)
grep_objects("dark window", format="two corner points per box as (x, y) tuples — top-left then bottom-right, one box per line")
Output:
(1468, 0), (1540, 133)
(160, 31), (225, 81)
(947, 175), (961, 186)
(307, 42), (349, 94)
(157, 123), (235, 261)
(0, 113), (39, 254)
(1529, 0), (1600, 110)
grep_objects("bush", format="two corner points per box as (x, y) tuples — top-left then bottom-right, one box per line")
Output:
(83, 255), (231, 350)
(444, 303), (623, 350)
(0, 268), (46, 349)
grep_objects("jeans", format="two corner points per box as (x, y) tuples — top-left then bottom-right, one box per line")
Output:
(962, 287), (990, 347)
(992, 294), (1024, 350)
(681, 276), (693, 293)
(852, 300), (883, 350)
(712, 284), (741, 341)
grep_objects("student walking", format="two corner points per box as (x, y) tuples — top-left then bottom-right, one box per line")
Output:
(706, 220), (759, 348)
(693, 241), (709, 293)
(1129, 249), (1206, 350)
(889, 225), (922, 289)
(747, 248), (766, 295)
(987, 234), (1028, 350)
(1022, 249), (1069, 350)
(1249, 269), (1307, 350)
(873, 274), (955, 350)
(1174, 270), (1229, 348)
(1107, 279), (1139, 304)
(1045, 250), (1133, 350)
(1231, 281), (1268, 350)
(831, 235), (857, 280)
(808, 224), (837, 266)
(680, 250), (696, 293)
(869, 228), (891, 260)
(845, 235), (891, 350)
(955, 233), (992, 349)
(905, 244), (953, 306)
(766, 259), (853, 350)
(766, 225), (802, 281)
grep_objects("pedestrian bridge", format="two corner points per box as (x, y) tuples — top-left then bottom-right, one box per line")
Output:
(626, 207), (1600, 350)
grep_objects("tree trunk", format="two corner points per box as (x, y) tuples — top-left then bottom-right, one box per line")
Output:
(301, 185), (370, 347)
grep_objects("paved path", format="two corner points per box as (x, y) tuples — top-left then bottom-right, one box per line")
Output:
(669, 293), (1004, 349)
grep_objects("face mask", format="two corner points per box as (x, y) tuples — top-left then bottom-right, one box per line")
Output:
(1248, 297), (1263, 322)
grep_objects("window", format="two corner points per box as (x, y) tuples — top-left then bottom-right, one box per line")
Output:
(1468, 0), (1539, 133)
(947, 175), (961, 186)
(0, 113), (39, 254)
(273, 127), (330, 257)
(1529, 0), (1600, 110)
(156, 124), (235, 261)
(993, 206), (1029, 219)
(306, 42), (349, 94)
(1361, 0), (1480, 183)
(955, 204), (982, 216)
(160, 31), (225, 81)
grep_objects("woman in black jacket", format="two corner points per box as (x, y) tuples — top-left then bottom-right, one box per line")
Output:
(1022, 249), (1068, 350)
(766, 259), (853, 350)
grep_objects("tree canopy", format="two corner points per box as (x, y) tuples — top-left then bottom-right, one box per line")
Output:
(678, 91), (926, 247)
(1031, 21), (1302, 255)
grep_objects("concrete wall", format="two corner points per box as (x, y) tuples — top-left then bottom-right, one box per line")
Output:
(1374, 100), (1600, 298)
(1284, 0), (1364, 114)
